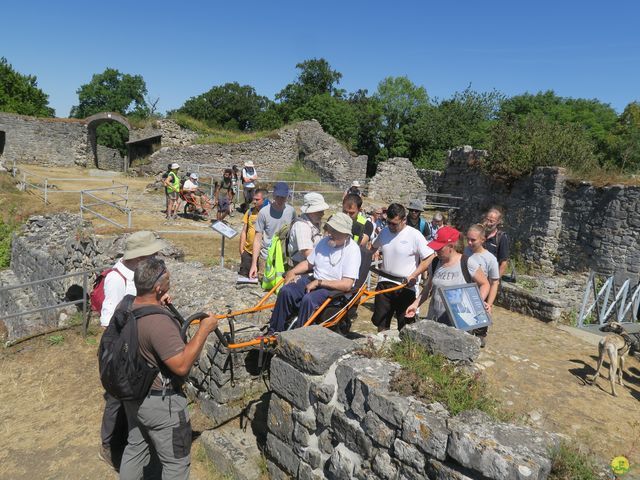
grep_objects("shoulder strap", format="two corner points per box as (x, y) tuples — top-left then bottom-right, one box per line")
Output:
(133, 305), (174, 321)
(460, 255), (472, 284)
(419, 218), (426, 234)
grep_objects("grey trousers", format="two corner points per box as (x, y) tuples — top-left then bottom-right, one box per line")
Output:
(119, 393), (192, 480)
(101, 391), (128, 465)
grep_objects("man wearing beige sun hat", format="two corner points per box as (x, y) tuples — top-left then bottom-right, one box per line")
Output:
(98, 230), (168, 471)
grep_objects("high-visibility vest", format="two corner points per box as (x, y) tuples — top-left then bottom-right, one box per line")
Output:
(262, 234), (286, 292)
(166, 171), (180, 193)
(352, 214), (367, 244)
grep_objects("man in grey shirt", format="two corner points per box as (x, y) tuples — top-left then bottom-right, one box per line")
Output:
(249, 182), (296, 279)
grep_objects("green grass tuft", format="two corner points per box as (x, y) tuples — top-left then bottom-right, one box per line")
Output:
(388, 340), (505, 418)
(47, 334), (65, 346)
(549, 442), (600, 480)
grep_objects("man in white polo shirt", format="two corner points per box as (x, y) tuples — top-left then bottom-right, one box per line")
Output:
(370, 203), (435, 332)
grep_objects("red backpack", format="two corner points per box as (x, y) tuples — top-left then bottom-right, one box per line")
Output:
(90, 268), (126, 312)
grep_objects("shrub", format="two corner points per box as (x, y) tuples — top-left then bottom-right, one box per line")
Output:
(0, 219), (15, 269)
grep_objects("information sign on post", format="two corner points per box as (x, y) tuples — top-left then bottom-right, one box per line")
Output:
(210, 221), (238, 267)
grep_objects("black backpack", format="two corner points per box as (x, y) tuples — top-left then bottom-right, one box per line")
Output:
(98, 295), (173, 400)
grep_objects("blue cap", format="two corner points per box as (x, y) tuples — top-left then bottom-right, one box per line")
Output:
(273, 182), (289, 197)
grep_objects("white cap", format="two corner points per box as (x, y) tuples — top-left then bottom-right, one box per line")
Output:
(171, 163), (180, 169)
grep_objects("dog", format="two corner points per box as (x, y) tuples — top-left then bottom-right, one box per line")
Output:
(587, 321), (640, 396)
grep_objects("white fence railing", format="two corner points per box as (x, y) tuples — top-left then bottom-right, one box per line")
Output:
(578, 271), (640, 327)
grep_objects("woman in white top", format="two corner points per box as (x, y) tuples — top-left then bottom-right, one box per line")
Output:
(465, 224), (500, 313)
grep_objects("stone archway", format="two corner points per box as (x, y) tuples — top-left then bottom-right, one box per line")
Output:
(84, 112), (131, 171)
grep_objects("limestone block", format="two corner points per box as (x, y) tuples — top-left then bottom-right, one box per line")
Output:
(270, 356), (314, 410)
(326, 443), (362, 480)
(277, 325), (356, 375)
(331, 408), (374, 457)
(199, 429), (263, 480)
(401, 402), (449, 460)
(447, 410), (560, 480)
(298, 446), (322, 470)
(267, 394), (294, 442)
(335, 356), (400, 417)
(318, 428), (334, 454)
(363, 411), (396, 448)
(293, 407), (317, 432)
(426, 459), (475, 480)
(293, 422), (311, 447)
(310, 381), (335, 404)
(400, 320), (481, 363)
(367, 386), (412, 430)
(265, 432), (301, 477)
(316, 402), (335, 429)
(392, 438), (425, 471)
(265, 460), (289, 480)
(372, 449), (399, 480)
(297, 462), (324, 480)
(199, 396), (244, 427)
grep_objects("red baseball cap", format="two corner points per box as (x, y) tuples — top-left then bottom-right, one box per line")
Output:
(428, 226), (460, 251)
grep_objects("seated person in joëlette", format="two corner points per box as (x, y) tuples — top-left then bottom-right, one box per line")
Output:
(266, 212), (361, 334)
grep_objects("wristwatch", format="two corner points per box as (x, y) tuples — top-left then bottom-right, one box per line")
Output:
(318, 279), (323, 287)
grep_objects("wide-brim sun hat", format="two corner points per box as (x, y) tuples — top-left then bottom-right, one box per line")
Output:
(301, 192), (329, 214)
(351, 180), (361, 187)
(326, 212), (353, 235)
(171, 163), (180, 169)
(244, 160), (255, 167)
(122, 231), (168, 260)
(427, 226), (460, 251)
(190, 173), (198, 180)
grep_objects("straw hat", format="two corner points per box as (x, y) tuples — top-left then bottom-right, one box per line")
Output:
(244, 160), (255, 167)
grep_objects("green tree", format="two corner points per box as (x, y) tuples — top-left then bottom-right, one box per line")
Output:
(498, 90), (618, 156)
(410, 88), (503, 169)
(610, 102), (640, 171)
(0, 57), (54, 117)
(374, 76), (429, 161)
(348, 89), (383, 175)
(70, 68), (150, 155)
(487, 115), (599, 179)
(276, 58), (344, 122)
(177, 82), (272, 131)
(291, 94), (358, 145)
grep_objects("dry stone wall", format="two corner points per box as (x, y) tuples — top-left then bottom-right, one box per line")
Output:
(147, 120), (367, 188)
(368, 157), (427, 205)
(0, 112), (89, 167)
(263, 324), (560, 480)
(438, 146), (640, 281)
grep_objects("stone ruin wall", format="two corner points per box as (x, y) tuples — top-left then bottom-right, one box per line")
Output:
(258, 324), (559, 480)
(0, 112), (90, 167)
(437, 146), (640, 282)
(147, 120), (368, 188)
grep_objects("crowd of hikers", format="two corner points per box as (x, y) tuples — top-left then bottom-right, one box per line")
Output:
(96, 164), (510, 479)
(161, 160), (259, 221)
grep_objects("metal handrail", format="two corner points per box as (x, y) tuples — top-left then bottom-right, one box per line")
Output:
(0, 267), (105, 340)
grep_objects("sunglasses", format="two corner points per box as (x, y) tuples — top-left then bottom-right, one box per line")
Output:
(153, 259), (167, 285)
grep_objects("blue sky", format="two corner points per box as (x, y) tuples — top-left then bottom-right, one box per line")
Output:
(2, 0), (639, 117)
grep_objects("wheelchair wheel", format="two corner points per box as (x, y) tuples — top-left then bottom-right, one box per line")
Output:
(183, 203), (195, 219)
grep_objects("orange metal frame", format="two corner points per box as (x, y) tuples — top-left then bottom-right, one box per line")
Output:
(187, 275), (408, 350)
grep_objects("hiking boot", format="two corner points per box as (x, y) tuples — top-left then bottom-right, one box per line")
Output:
(98, 446), (115, 469)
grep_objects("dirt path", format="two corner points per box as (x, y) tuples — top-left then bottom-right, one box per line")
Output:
(480, 310), (640, 472)
(0, 328), (225, 480)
